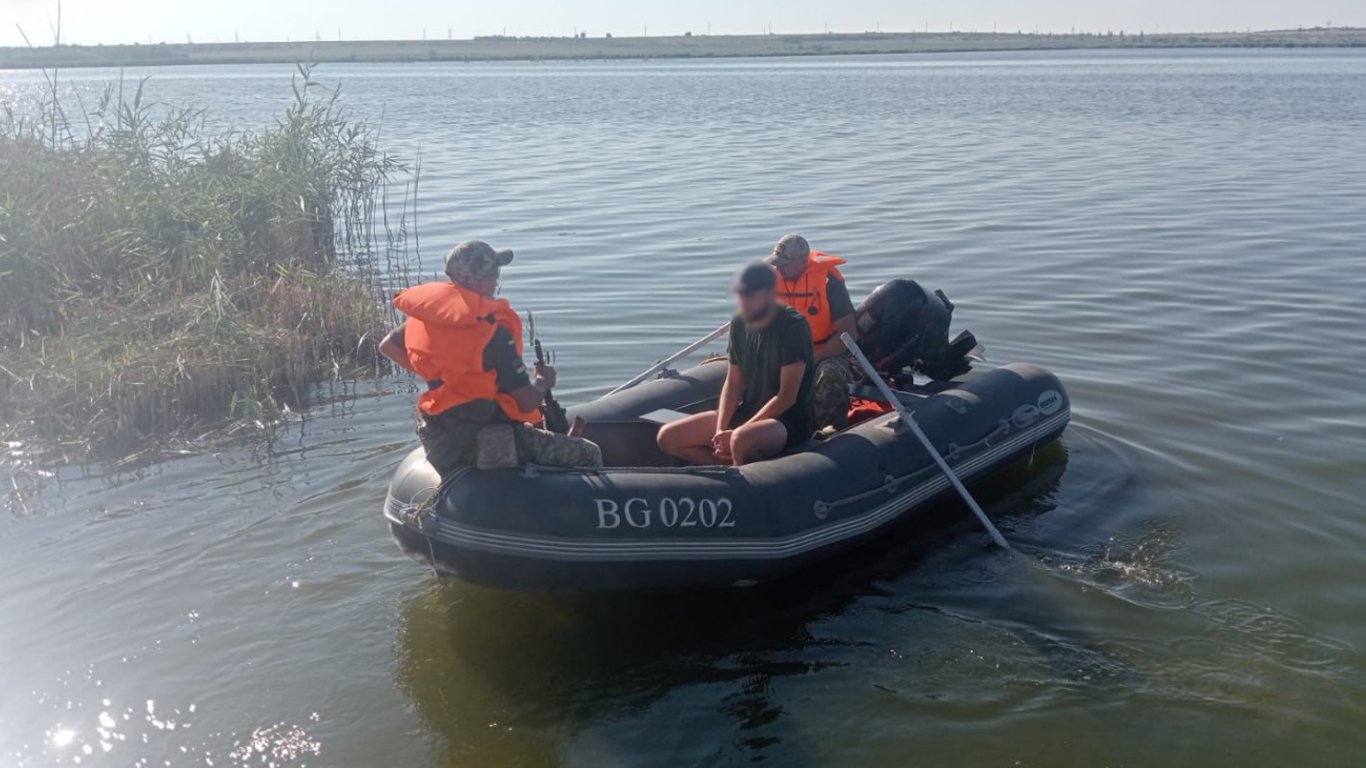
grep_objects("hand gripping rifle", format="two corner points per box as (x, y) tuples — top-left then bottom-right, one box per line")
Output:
(526, 312), (570, 435)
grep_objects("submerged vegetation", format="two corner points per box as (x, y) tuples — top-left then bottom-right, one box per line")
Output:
(0, 65), (406, 460)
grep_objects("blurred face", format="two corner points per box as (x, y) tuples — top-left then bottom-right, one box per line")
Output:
(480, 268), (502, 296)
(772, 254), (806, 281)
(737, 286), (777, 324)
(771, 238), (810, 280)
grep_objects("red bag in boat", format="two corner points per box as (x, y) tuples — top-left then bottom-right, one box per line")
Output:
(847, 397), (895, 426)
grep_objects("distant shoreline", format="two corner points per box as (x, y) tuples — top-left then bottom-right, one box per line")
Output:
(2, 28), (1364, 71)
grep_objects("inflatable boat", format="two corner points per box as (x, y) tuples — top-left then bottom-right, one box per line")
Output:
(384, 280), (1071, 592)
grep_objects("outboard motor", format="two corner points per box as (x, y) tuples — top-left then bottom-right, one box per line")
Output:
(855, 279), (978, 383)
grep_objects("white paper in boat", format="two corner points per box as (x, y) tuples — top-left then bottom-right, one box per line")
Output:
(639, 408), (691, 425)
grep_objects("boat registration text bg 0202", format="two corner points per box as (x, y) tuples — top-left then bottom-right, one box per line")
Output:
(594, 497), (736, 529)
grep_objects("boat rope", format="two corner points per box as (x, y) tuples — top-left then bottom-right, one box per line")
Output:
(410, 468), (469, 584)
(425, 535), (443, 583)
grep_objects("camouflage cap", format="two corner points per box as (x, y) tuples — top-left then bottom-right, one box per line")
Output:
(445, 240), (514, 284)
(767, 234), (810, 265)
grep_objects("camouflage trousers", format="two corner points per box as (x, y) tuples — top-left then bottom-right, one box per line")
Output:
(507, 423), (603, 470)
(417, 409), (601, 477)
(812, 356), (854, 430)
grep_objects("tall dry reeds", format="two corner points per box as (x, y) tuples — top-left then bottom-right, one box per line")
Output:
(0, 64), (408, 459)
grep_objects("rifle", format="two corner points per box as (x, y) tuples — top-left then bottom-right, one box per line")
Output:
(526, 312), (570, 435)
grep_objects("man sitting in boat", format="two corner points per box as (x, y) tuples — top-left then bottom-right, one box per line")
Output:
(379, 241), (602, 475)
(767, 234), (857, 430)
(657, 262), (815, 465)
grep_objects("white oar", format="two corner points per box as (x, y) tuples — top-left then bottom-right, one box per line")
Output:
(607, 322), (731, 396)
(841, 332), (1013, 551)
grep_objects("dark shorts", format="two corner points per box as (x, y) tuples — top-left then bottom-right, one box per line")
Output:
(731, 404), (814, 451)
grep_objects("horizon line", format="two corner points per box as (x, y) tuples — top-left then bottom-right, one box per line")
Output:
(5, 25), (1366, 50)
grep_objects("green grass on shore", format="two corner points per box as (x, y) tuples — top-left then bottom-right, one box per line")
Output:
(0, 66), (404, 461)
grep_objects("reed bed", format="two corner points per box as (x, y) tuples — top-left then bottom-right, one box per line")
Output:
(0, 65), (406, 460)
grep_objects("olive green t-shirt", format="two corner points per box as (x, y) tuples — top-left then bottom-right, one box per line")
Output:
(728, 305), (815, 424)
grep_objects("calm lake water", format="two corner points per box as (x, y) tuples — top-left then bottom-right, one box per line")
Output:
(3, 48), (1366, 766)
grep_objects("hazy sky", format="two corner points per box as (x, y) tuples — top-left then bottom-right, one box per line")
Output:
(2, 0), (1361, 47)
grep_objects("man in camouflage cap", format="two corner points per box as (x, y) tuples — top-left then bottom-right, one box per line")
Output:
(443, 239), (514, 291)
(379, 240), (601, 475)
(768, 234), (857, 430)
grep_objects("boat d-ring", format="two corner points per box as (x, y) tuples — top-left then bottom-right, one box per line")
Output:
(813, 500), (831, 520)
(883, 475), (900, 494)
(986, 419), (1010, 447)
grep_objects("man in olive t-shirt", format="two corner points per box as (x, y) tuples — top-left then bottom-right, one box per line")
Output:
(657, 262), (815, 466)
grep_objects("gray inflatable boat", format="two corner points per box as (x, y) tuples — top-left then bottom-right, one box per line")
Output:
(383, 280), (1071, 592)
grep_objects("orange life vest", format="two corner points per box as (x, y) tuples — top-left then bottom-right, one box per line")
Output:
(776, 250), (848, 344)
(392, 281), (541, 423)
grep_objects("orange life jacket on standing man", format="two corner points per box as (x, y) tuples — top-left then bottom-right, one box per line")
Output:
(776, 251), (847, 345)
(392, 281), (541, 423)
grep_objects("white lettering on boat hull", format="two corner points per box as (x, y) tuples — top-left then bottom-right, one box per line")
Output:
(595, 497), (735, 529)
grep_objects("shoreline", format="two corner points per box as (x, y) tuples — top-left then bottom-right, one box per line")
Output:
(3, 28), (1364, 70)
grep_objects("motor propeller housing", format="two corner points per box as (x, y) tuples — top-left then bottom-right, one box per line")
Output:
(855, 279), (977, 383)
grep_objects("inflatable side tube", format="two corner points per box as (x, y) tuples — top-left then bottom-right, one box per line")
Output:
(386, 363), (1070, 592)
